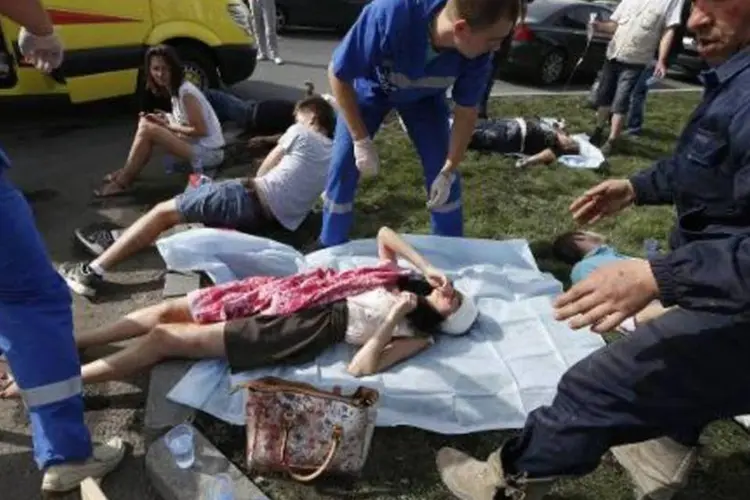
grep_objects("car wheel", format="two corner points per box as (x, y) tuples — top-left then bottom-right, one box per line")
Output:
(173, 42), (220, 90)
(538, 49), (566, 86)
(276, 6), (288, 33)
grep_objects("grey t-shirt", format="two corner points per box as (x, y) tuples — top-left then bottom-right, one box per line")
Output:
(255, 123), (332, 231)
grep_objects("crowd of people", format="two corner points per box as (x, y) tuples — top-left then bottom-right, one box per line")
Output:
(2, 0), (750, 499)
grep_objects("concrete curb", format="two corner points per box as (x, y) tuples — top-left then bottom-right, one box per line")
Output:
(489, 86), (701, 98)
(146, 424), (270, 500)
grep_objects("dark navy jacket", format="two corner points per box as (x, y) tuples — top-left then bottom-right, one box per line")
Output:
(630, 48), (750, 314)
(331, 0), (491, 107)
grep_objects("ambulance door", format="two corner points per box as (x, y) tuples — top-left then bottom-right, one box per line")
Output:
(29, 2), (153, 103)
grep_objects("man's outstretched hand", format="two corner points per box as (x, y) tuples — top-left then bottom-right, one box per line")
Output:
(570, 179), (636, 226)
(554, 258), (659, 333)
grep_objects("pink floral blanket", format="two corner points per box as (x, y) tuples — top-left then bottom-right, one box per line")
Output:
(188, 263), (406, 323)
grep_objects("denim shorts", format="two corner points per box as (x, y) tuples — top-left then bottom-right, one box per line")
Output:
(175, 179), (270, 231)
(595, 59), (645, 115)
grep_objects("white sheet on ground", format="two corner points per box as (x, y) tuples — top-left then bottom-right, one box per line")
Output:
(159, 229), (605, 434)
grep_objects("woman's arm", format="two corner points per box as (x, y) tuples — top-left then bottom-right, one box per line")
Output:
(347, 298), (430, 377)
(168, 93), (208, 138)
(517, 148), (557, 168)
(376, 226), (432, 271)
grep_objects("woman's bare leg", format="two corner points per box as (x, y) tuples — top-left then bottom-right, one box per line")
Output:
(75, 297), (192, 349)
(99, 119), (194, 194)
(2, 321), (228, 397)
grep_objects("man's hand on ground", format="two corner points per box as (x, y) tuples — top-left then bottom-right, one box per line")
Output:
(554, 258), (660, 333)
(570, 179), (636, 225)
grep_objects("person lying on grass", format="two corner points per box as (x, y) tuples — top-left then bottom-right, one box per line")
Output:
(0, 227), (478, 398)
(398, 114), (581, 168)
(95, 45), (225, 198)
(59, 94), (337, 298)
(552, 230), (671, 331)
(469, 116), (582, 167)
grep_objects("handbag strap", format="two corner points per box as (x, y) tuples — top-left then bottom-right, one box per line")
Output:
(280, 423), (343, 482)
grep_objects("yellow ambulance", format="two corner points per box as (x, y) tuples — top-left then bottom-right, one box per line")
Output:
(0, 0), (257, 104)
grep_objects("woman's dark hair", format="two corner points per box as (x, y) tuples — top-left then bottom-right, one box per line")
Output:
(396, 275), (446, 335)
(144, 44), (185, 97)
(551, 231), (587, 265)
(294, 95), (337, 138)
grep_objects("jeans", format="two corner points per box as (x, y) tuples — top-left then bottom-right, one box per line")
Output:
(501, 307), (750, 478)
(627, 62), (655, 133)
(204, 89), (257, 129)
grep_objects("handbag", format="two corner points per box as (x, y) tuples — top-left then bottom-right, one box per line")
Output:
(243, 376), (379, 482)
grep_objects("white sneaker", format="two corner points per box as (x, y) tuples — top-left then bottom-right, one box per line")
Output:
(273, 56), (284, 65)
(257, 53), (268, 61)
(41, 437), (126, 493)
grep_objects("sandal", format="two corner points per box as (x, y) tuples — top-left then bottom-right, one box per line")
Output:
(93, 177), (132, 198)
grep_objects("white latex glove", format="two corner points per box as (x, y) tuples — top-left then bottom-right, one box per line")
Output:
(18, 27), (64, 73)
(353, 138), (380, 178)
(426, 171), (455, 209)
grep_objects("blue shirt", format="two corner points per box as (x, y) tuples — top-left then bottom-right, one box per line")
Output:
(628, 47), (750, 314)
(331, 0), (491, 107)
(570, 245), (630, 285)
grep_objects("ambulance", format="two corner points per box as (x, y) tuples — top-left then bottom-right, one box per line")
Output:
(0, 0), (257, 104)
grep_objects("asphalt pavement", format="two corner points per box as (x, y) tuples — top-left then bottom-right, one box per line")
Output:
(0, 30), (701, 500)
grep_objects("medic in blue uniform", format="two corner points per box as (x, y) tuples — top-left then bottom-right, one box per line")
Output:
(0, 0), (124, 494)
(321, 0), (519, 247)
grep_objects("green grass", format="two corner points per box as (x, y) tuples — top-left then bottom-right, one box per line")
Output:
(198, 92), (750, 499)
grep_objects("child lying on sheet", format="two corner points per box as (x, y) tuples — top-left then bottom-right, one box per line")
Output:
(552, 230), (670, 331)
(58, 94), (336, 298)
(469, 117), (582, 167)
(0, 227), (479, 398)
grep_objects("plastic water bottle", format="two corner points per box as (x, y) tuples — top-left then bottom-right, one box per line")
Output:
(164, 424), (195, 469)
(201, 473), (235, 500)
(646, 74), (662, 87)
(587, 13), (598, 42)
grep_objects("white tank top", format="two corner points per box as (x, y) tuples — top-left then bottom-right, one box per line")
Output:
(170, 81), (225, 150)
(344, 288), (431, 345)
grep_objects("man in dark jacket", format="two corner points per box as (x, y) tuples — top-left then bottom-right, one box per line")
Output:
(436, 0), (750, 499)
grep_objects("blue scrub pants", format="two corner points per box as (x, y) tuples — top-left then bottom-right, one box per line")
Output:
(501, 307), (750, 478)
(320, 95), (463, 247)
(0, 169), (92, 469)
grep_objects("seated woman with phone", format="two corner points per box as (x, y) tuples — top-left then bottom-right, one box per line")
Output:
(95, 44), (225, 198)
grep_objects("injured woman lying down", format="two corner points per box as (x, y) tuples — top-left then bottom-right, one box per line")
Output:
(0, 227), (478, 398)
(469, 116), (581, 167)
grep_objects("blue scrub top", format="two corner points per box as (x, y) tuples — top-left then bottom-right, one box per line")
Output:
(331, 0), (492, 107)
(570, 245), (631, 284)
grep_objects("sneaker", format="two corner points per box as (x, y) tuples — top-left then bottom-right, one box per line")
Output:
(273, 56), (284, 65)
(436, 447), (553, 500)
(41, 437), (126, 493)
(58, 262), (103, 297)
(74, 227), (118, 257)
(257, 53), (268, 61)
(611, 437), (698, 500)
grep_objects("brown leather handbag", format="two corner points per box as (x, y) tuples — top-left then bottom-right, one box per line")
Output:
(242, 377), (379, 482)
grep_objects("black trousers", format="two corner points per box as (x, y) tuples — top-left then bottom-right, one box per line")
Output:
(502, 307), (750, 477)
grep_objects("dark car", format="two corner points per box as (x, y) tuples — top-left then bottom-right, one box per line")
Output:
(503, 0), (615, 85)
(673, 34), (708, 78)
(275, 0), (371, 32)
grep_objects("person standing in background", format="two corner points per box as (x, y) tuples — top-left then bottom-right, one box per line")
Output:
(249, 0), (284, 65)
(0, 0), (125, 494)
(626, 0), (690, 135)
